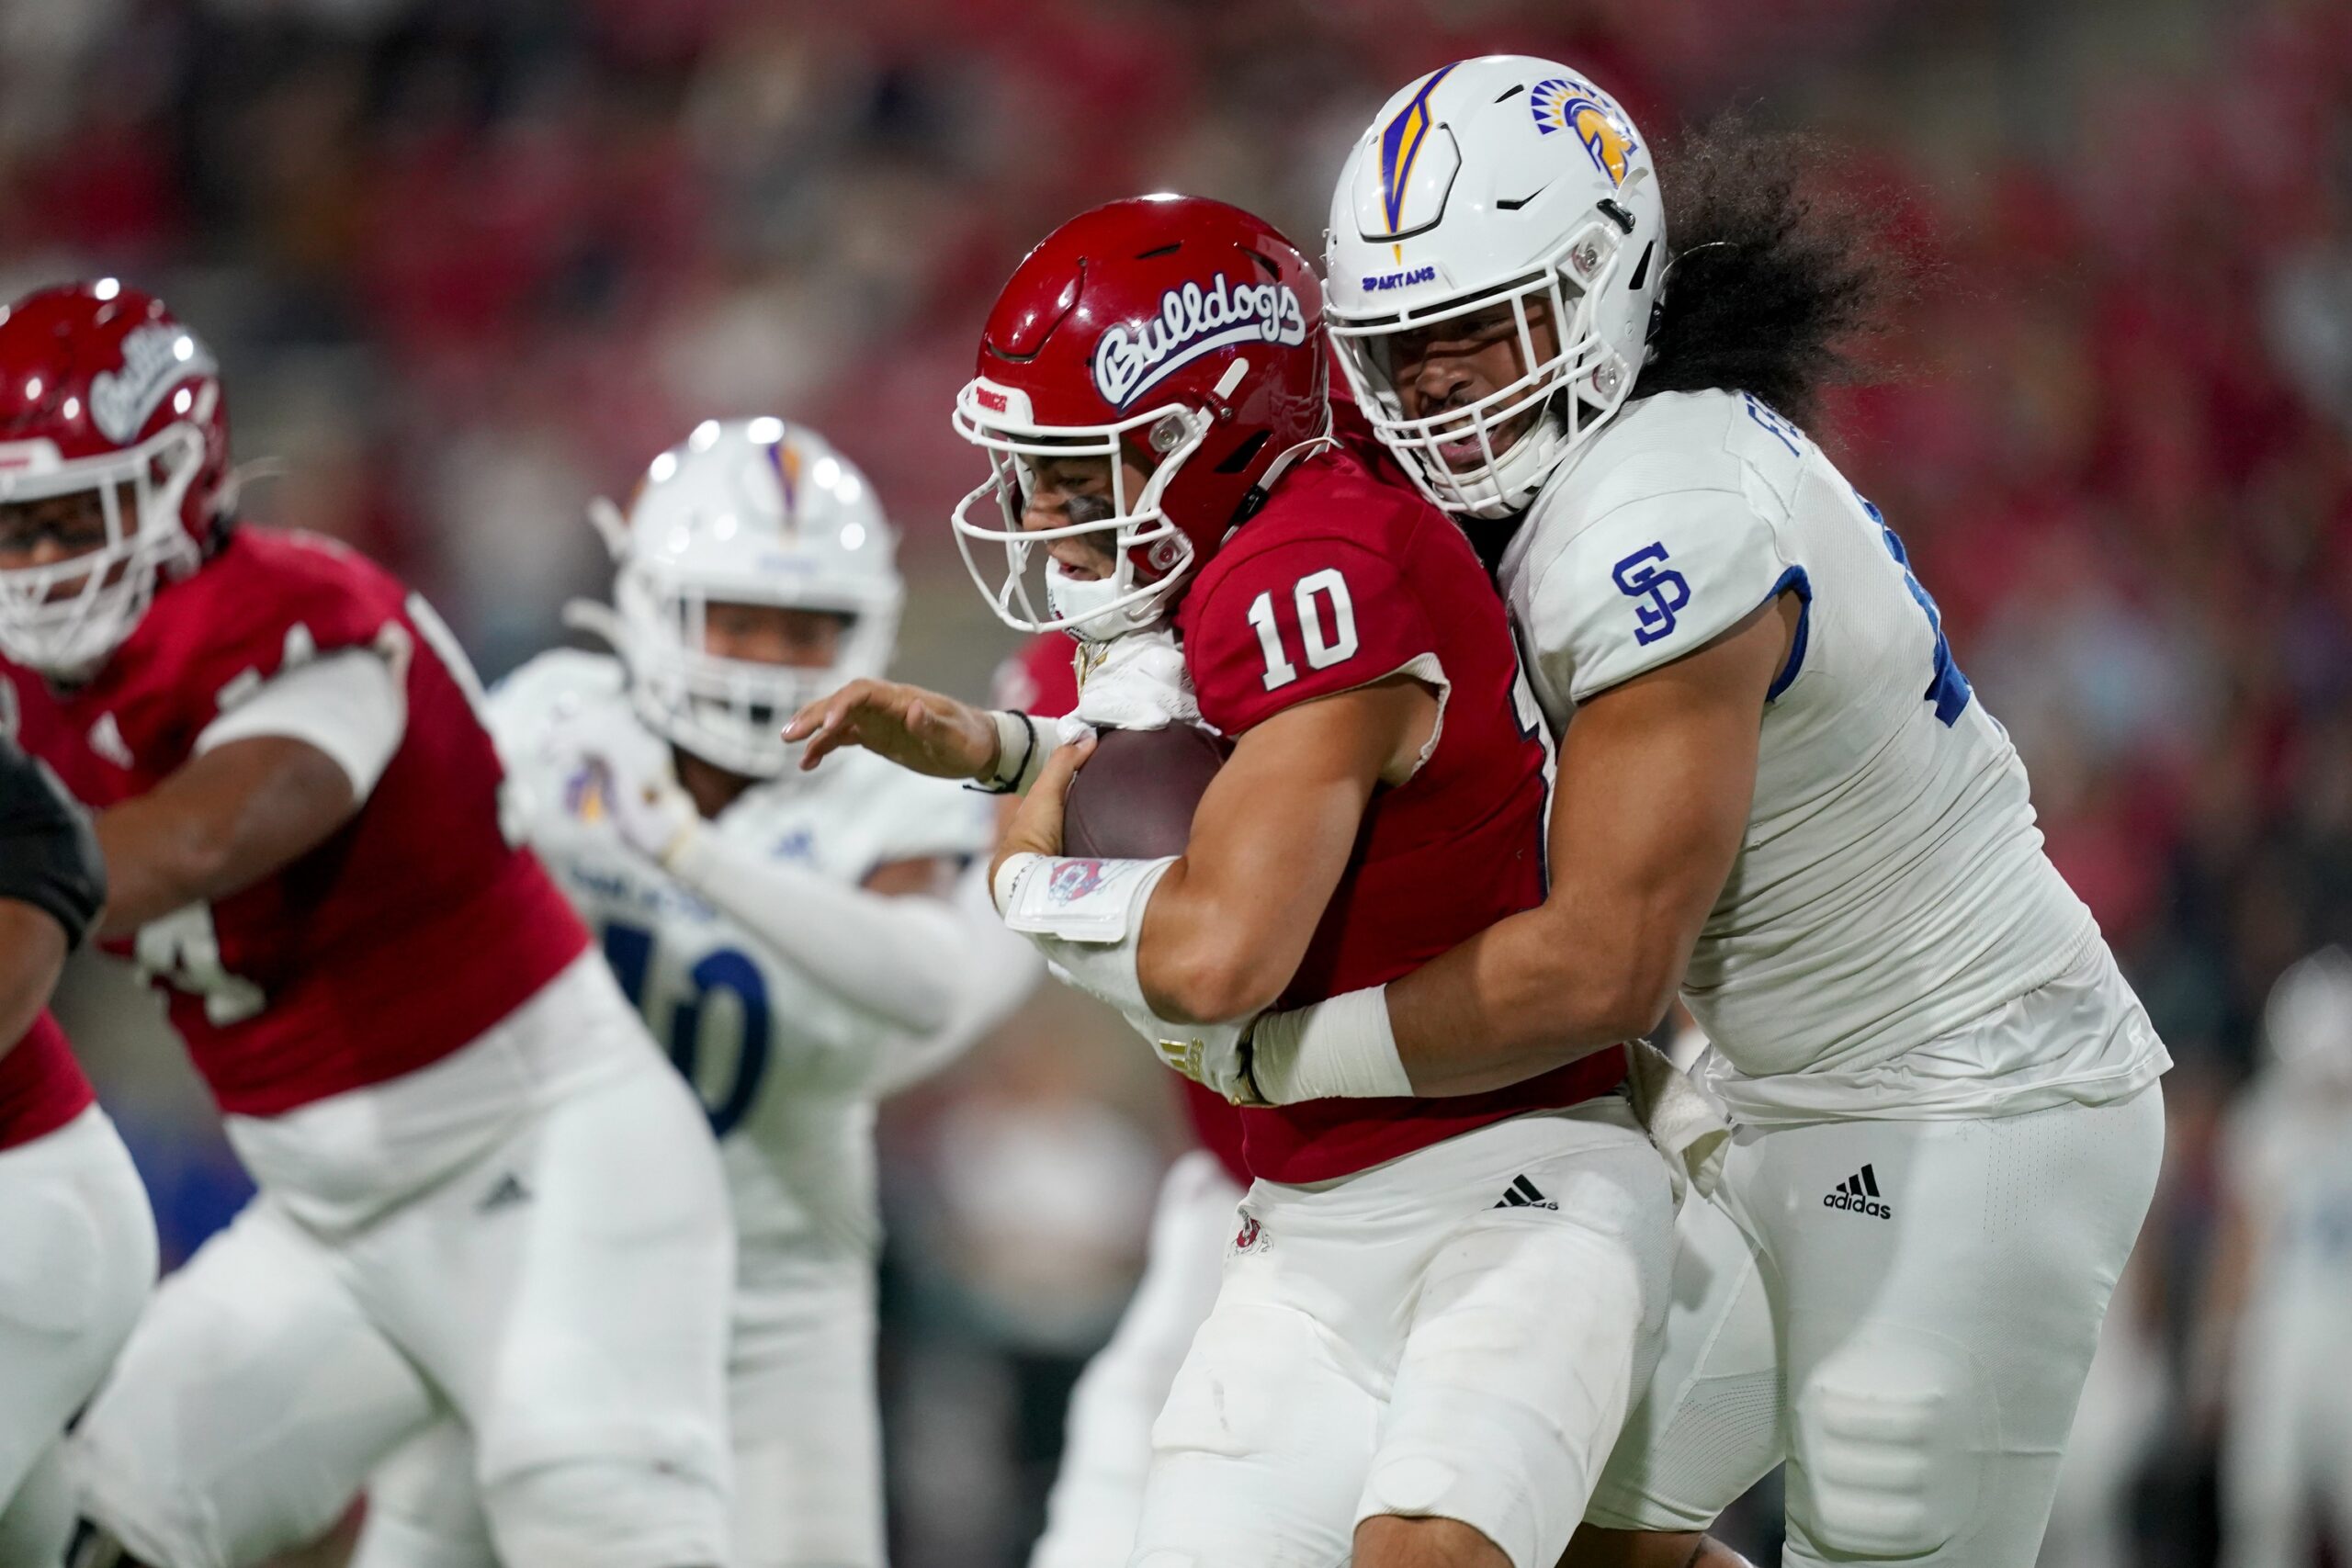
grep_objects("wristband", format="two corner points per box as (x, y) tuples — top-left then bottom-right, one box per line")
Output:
(1245, 985), (1413, 1103)
(971, 710), (1046, 795)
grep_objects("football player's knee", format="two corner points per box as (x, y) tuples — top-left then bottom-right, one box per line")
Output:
(481, 1458), (729, 1568)
(1785, 1320), (1991, 1561)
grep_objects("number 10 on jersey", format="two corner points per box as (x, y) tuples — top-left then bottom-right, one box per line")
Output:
(1250, 569), (1359, 691)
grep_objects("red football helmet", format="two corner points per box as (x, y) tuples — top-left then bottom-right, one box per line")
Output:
(952, 196), (1330, 639)
(0, 282), (231, 671)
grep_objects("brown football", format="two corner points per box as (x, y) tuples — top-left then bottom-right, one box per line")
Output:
(1061, 724), (1231, 860)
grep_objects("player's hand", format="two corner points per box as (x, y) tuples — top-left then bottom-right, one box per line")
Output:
(783, 679), (1000, 778)
(989, 734), (1094, 887)
(1146, 1015), (1266, 1106)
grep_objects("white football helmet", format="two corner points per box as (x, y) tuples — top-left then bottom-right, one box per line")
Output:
(1326, 56), (1664, 518)
(2264, 945), (2352, 1091)
(571, 417), (902, 778)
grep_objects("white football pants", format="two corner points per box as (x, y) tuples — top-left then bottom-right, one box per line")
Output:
(2220, 1269), (2352, 1568)
(68, 960), (736, 1568)
(0, 1107), (155, 1567)
(356, 1251), (888, 1568)
(1131, 1101), (1674, 1568)
(1588, 1084), (2165, 1566)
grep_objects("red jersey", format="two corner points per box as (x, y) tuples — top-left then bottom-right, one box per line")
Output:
(1176, 448), (1626, 1183)
(998, 631), (1253, 1187)
(1, 528), (589, 1117)
(0, 1011), (95, 1149)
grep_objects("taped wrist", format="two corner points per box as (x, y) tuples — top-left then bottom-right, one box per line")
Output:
(971, 710), (1047, 795)
(1245, 985), (1412, 1103)
(995, 853), (1178, 1020)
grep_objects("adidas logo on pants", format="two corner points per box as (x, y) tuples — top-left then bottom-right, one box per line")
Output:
(1822, 1163), (1892, 1219)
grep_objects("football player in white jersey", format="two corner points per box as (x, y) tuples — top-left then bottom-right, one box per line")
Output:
(1215, 56), (2172, 1567)
(2206, 948), (2352, 1568)
(349, 418), (1025, 1568)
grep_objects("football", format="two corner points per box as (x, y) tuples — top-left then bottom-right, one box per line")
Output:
(1060, 723), (1230, 860)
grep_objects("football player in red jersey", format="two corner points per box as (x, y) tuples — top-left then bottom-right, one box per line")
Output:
(0, 737), (155, 1565)
(786, 198), (1678, 1568)
(0, 283), (736, 1568)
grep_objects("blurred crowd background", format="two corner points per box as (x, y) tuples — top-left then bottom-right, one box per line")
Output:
(5, 0), (2349, 1562)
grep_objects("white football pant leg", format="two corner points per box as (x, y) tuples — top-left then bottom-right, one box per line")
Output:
(1761, 1088), (2165, 1566)
(1131, 1104), (1672, 1568)
(2219, 1280), (2352, 1568)
(70, 1195), (436, 1568)
(729, 1258), (886, 1568)
(349, 1421), (495, 1568)
(348, 1035), (737, 1568)
(1586, 1089), (2165, 1563)
(1582, 1181), (1783, 1533)
(1029, 1152), (1239, 1568)
(0, 1106), (155, 1557)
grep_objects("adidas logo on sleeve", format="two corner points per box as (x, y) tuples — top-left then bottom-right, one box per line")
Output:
(1823, 1164), (1891, 1219)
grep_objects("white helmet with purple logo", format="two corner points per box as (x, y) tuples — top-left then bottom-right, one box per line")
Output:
(1327, 56), (1664, 518)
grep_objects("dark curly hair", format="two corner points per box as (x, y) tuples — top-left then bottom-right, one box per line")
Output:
(1632, 111), (1909, 423)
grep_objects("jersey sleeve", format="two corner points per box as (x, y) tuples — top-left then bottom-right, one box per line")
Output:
(197, 648), (407, 798)
(1524, 485), (1802, 705)
(1183, 535), (1439, 737)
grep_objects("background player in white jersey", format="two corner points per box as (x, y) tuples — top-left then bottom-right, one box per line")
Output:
(1209, 56), (2172, 1567)
(2202, 947), (2352, 1567)
(353, 417), (1023, 1568)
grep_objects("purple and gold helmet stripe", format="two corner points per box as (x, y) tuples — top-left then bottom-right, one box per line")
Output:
(767, 437), (800, 529)
(1378, 62), (1458, 235)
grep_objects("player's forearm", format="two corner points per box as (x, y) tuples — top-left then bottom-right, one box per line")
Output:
(1385, 891), (1680, 1095)
(665, 834), (976, 1034)
(0, 903), (67, 1061)
(95, 738), (358, 936)
(1136, 858), (1320, 1025)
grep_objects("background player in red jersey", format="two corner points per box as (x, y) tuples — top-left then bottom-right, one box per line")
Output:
(786, 197), (1677, 1568)
(0, 737), (155, 1566)
(0, 283), (735, 1568)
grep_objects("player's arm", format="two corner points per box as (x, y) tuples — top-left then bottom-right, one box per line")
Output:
(0, 902), (67, 1055)
(994, 537), (1442, 1054)
(996, 675), (1432, 1032)
(1379, 597), (1793, 1092)
(0, 740), (107, 1053)
(1140, 677), (1429, 1021)
(681, 846), (1007, 1036)
(94, 646), (405, 937)
(1248, 489), (1805, 1100)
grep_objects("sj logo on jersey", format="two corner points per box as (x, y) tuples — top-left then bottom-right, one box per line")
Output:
(1612, 541), (1690, 646)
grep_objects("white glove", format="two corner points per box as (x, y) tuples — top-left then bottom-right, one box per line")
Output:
(1047, 964), (1261, 1106)
(1623, 1039), (1732, 1207)
(552, 708), (698, 864)
(1058, 630), (1202, 746)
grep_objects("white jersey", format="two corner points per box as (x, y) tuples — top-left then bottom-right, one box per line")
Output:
(1501, 389), (2168, 1122)
(490, 651), (995, 1275)
(2224, 1076), (2352, 1320)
